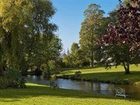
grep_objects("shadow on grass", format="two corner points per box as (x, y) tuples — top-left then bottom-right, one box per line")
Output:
(75, 71), (139, 82)
(0, 83), (140, 102)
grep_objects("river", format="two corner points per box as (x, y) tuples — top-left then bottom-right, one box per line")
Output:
(26, 75), (140, 98)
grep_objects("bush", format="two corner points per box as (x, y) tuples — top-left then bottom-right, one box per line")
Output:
(42, 70), (51, 79)
(0, 69), (26, 89)
(0, 77), (10, 89)
(74, 71), (81, 79)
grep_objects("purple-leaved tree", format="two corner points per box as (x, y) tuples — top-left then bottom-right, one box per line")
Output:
(99, 0), (140, 74)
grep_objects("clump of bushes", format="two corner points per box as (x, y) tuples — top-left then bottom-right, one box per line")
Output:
(0, 69), (26, 89)
(41, 60), (59, 79)
(111, 78), (130, 85)
(60, 71), (82, 80)
(0, 77), (9, 89)
(74, 71), (82, 79)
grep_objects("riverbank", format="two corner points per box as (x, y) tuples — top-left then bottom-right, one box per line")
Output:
(0, 83), (140, 105)
(58, 65), (140, 85)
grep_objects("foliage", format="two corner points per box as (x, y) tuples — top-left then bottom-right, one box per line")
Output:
(0, 0), (62, 80)
(63, 56), (72, 68)
(123, 0), (131, 5)
(48, 60), (56, 71)
(99, 0), (140, 74)
(5, 69), (26, 88)
(62, 43), (88, 68)
(79, 4), (104, 67)
(0, 77), (9, 89)
(70, 43), (84, 67)
(0, 69), (25, 89)
(74, 71), (81, 79)
(94, 9), (118, 65)
(41, 60), (59, 79)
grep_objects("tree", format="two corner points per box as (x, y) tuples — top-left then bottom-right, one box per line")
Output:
(0, 0), (33, 75)
(35, 35), (62, 75)
(62, 43), (89, 68)
(94, 10), (118, 64)
(0, 0), (61, 76)
(62, 50), (72, 68)
(99, 0), (140, 74)
(123, 0), (130, 5)
(80, 4), (104, 67)
(70, 43), (84, 67)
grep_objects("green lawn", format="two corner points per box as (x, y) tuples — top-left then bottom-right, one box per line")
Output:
(59, 65), (140, 84)
(0, 83), (140, 105)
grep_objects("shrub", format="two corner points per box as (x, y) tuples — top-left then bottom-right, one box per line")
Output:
(74, 71), (82, 79)
(0, 69), (26, 89)
(0, 77), (10, 89)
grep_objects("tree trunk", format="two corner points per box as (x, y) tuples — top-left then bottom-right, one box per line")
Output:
(123, 62), (130, 74)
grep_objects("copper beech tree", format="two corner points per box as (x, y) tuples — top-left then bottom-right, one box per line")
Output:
(99, 0), (140, 74)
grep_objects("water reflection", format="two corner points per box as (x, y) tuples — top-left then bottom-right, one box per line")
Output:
(26, 76), (140, 98)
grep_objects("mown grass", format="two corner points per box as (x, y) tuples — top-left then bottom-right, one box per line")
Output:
(0, 83), (140, 105)
(59, 65), (140, 84)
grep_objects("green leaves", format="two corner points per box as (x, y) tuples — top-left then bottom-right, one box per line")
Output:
(0, 0), (61, 75)
(80, 4), (104, 67)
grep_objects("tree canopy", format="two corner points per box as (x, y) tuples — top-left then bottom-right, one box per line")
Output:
(79, 4), (104, 67)
(0, 0), (62, 76)
(99, 0), (140, 74)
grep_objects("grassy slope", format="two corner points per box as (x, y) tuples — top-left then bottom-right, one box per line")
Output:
(59, 65), (140, 84)
(0, 83), (140, 105)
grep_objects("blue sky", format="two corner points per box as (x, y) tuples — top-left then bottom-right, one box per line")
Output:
(51, 0), (119, 51)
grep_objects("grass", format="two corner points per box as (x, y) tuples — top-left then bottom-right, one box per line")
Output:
(0, 83), (140, 105)
(59, 65), (140, 84)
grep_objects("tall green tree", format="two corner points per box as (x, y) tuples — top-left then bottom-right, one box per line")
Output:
(80, 4), (104, 67)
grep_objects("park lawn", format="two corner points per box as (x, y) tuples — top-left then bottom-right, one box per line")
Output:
(0, 83), (140, 105)
(59, 65), (140, 84)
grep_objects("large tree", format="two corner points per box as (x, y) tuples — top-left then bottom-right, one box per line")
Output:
(99, 0), (140, 74)
(80, 4), (104, 67)
(0, 0), (61, 75)
(0, 0), (33, 75)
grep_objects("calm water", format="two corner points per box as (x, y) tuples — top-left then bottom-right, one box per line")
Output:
(27, 75), (140, 98)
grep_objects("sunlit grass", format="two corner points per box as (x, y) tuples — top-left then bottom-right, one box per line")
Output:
(59, 65), (140, 84)
(0, 83), (140, 105)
